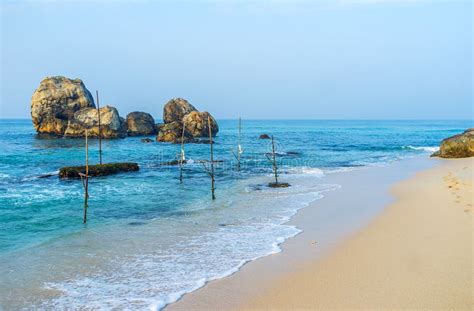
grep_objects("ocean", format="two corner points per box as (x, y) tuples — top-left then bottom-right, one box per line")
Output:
(0, 119), (470, 309)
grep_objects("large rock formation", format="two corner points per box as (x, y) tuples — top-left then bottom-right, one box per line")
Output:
(182, 111), (218, 137)
(432, 128), (474, 158)
(163, 98), (197, 124)
(126, 112), (156, 136)
(64, 105), (127, 138)
(156, 98), (219, 143)
(31, 76), (127, 138)
(156, 122), (193, 143)
(31, 76), (95, 135)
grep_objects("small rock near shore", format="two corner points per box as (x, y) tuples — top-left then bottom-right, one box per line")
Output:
(432, 128), (474, 158)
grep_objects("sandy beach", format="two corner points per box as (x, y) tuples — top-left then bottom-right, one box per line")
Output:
(168, 157), (473, 310)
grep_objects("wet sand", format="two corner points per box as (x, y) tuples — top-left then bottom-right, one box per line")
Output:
(167, 157), (473, 310)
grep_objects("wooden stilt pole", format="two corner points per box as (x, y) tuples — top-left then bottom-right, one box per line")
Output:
(96, 90), (102, 165)
(264, 135), (289, 188)
(231, 117), (243, 171)
(209, 116), (216, 200)
(271, 135), (278, 184)
(83, 130), (90, 224)
(179, 121), (186, 183)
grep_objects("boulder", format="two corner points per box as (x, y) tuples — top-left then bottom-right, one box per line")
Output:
(64, 105), (127, 138)
(163, 98), (197, 124)
(31, 76), (95, 135)
(157, 98), (219, 142)
(182, 111), (218, 137)
(432, 128), (474, 158)
(156, 122), (193, 143)
(126, 111), (156, 136)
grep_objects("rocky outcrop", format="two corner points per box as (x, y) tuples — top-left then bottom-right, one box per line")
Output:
(163, 98), (197, 124)
(64, 105), (127, 138)
(31, 76), (127, 139)
(126, 112), (156, 136)
(31, 76), (95, 135)
(182, 111), (218, 137)
(59, 162), (139, 179)
(432, 128), (474, 158)
(157, 98), (219, 143)
(156, 122), (193, 143)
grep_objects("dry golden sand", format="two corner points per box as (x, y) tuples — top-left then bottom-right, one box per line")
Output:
(242, 158), (473, 310)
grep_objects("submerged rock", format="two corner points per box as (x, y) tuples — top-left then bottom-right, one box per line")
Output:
(432, 128), (474, 158)
(59, 162), (139, 178)
(126, 112), (157, 136)
(259, 134), (271, 139)
(157, 98), (219, 143)
(31, 76), (95, 136)
(64, 105), (127, 138)
(268, 182), (290, 188)
(140, 138), (154, 143)
(158, 159), (187, 166)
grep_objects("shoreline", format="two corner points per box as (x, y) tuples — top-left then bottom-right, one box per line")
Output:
(167, 156), (472, 310)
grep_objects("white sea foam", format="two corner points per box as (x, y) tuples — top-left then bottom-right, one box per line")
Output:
(404, 145), (439, 152)
(287, 166), (325, 177)
(41, 175), (338, 310)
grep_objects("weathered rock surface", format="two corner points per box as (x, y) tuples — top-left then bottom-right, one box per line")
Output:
(163, 98), (197, 124)
(126, 112), (156, 136)
(59, 162), (139, 178)
(64, 105), (127, 138)
(182, 111), (219, 137)
(31, 76), (95, 135)
(157, 98), (219, 143)
(431, 128), (474, 158)
(156, 122), (193, 143)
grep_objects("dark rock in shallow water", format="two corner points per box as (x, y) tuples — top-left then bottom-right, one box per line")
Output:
(126, 112), (157, 136)
(128, 221), (146, 226)
(431, 128), (474, 158)
(268, 182), (290, 188)
(158, 159), (187, 166)
(59, 162), (139, 178)
(259, 134), (271, 139)
(37, 173), (56, 179)
(141, 138), (154, 143)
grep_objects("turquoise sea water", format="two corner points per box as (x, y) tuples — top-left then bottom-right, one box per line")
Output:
(0, 119), (471, 309)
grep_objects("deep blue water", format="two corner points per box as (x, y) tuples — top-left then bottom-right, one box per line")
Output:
(0, 119), (471, 309)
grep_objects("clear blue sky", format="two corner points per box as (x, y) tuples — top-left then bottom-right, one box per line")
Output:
(0, 0), (472, 120)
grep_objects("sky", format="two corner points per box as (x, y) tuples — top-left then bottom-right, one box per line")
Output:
(0, 0), (472, 120)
